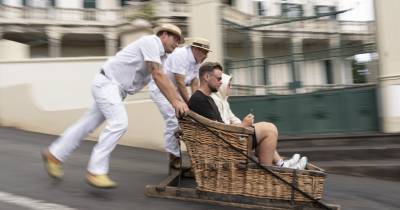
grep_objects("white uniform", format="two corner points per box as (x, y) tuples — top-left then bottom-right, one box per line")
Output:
(49, 35), (166, 175)
(149, 46), (199, 157)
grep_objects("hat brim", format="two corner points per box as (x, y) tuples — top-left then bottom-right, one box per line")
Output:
(154, 27), (184, 44)
(193, 46), (212, 52)
(191, 44), (211, 52)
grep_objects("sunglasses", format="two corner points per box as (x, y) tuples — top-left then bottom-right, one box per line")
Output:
(210, 74), (222, 81)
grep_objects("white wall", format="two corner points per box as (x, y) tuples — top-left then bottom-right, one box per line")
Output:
(269, 64), (291, 86)
(235, 0), (253, 15)
(299, 60), (326, 85)
(4, 0), (59, 7)
(30, 0), (48, 7)
(266, 0), (279, 16)
(339, 0), (375, 21)
(121, 28), (152, 48)
(97, 0), (120, 9)
(375, 0), (400, 132)
(230, 68), (253, 85)
(228, 63), (292, 87)
(3, 0), (21, 6)
(57, 0), (82, 9)
(0, 57), (166, 151)
(311, 0), (338, 6)
(0, 40), (30, 59)
(190, 0), (223, 62)
(62, 46), (106, 57)
(0, 57), (104, 110)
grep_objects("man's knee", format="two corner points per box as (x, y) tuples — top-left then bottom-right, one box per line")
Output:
(265, 122), (278, 135)
(110, 120), (128, 133)
(256, 122), (278, 137)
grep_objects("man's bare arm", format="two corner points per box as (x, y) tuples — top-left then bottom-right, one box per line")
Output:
(175, 73), (190, 103)
(148, 62), (188, 117)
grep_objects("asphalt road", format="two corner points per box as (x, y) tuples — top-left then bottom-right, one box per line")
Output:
(0, 127), (399, 210)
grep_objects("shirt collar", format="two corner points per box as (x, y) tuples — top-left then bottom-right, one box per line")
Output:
(187, 46), (196, 64)
(154, 35), (166, 57)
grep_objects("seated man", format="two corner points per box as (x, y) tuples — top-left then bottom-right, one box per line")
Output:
(188, 62), (306, 169)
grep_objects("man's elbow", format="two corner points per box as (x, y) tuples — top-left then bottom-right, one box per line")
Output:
(152, 69), (164, 81)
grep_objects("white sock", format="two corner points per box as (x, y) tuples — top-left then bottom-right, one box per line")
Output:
(276, 159), (284, 167)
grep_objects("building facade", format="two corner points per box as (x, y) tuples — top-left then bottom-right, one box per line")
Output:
(221, 0), (375, 93)
(0, 0), (188, 58)
(0, 0), (375, 91)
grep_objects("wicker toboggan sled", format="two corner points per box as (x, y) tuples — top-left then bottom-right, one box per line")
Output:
(145, 111), (339, 210)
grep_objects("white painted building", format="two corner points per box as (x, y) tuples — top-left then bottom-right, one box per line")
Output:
(221, 0), (375, 93)
(0, 0), (188, 58)
(0, 0), (375, 90)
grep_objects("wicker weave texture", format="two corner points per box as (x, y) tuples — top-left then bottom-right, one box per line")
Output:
(179, 115), (326, 201)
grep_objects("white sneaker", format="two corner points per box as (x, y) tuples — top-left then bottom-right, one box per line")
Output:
(282, 153), (300, 168)
(294, 156), (308, 170)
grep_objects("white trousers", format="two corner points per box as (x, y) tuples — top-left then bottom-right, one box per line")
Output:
(149, 88), (180, 157)
(49, 74), (128, 175)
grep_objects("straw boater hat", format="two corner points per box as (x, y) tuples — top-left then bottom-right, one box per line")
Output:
(154, 23), (184, 44)
(188, 37), (211, 52)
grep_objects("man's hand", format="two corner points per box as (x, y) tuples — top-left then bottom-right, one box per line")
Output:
(175, 73), (190, 103)
(148, 61), (188, 117)
(173, 100), (189, 118)
(241, 113), (254, 127)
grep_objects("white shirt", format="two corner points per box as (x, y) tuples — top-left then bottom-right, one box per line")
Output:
(102, 35), (166, 95)
(149, 46), (199, 92)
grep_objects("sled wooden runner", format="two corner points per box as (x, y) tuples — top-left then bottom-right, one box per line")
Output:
(145, 168), (340, 210)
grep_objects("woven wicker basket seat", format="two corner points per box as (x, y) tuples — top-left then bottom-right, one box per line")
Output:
(178, 111), (326, 202)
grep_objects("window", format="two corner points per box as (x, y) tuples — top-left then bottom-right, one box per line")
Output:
(257, 1), (265, 16)
(121, 0), (129, 6)
(352, 60), (367, 84)
(84, 0), (96, 8)
(30, 0), (48, 7)
(49, 0), (56, 7)
(22, 0), (27, 6)
(226, 0), (235, 7)
(281, 3), (303, 18)
(314, 6), (336, 20)
(324, 60), (333, 84)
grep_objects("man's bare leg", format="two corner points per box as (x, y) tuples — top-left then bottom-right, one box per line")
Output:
(254, 122), (278, 165)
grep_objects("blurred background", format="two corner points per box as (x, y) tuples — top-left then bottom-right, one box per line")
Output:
(1, 2), (400, 209)
(0, 0), (398, 148)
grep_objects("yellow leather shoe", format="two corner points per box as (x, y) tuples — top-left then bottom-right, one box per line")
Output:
(86, 173), (117, 189)
(41, 150), (63, 179)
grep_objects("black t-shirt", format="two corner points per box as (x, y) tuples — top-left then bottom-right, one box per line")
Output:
(188, 90), (223, 123)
